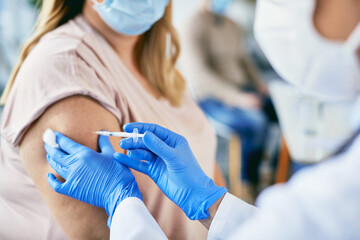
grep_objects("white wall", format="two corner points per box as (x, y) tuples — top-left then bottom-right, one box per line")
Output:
(173, 0), (202, 28)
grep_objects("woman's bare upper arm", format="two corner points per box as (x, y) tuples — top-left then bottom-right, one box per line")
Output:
(19, 96), (122, 240)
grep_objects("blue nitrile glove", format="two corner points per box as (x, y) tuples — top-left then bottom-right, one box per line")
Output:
(114, 123), (228, 220)
(44, 132), (142, 227)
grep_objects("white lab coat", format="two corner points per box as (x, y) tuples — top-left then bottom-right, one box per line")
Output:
(110, 135), (360, 240)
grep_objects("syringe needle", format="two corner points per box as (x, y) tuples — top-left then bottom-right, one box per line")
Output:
(93, 129), (144, 142)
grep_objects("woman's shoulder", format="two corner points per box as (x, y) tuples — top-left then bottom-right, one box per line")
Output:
(17, 17), (106, 88)
(16, 41), (83, 95)
(1, 17), (122, 146)
(27, 17), (88, 65)
(26, 14), (103, 66)
(12, 24), (114, 111)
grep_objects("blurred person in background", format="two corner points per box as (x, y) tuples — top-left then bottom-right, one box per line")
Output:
(179, 0), (277, 203)
(0, 0), (226, 239)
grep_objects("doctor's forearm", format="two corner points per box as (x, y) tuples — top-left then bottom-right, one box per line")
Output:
(199, 194), (226, 229)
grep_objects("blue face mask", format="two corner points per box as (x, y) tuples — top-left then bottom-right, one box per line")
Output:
(211, 0), (232, 15)
(93, 0), (170, 36)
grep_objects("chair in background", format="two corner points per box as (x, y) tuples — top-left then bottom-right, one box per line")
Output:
(275, 136), (291, 184)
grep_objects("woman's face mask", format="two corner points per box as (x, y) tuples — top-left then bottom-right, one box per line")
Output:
(254, 0), (360, 102)
(93, 0), (169, 36)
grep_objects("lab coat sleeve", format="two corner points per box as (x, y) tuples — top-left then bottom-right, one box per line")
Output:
(209, 137), (360, 240)
(208, 193), (258, 240)
(110, 197), (168, 240)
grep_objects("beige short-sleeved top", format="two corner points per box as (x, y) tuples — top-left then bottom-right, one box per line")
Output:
(0, 15), (216, 240)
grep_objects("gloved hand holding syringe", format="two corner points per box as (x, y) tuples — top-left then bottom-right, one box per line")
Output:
(94, 128), (144, 142)
(43, 123), (227, 225)
(43, 128), (144, 149)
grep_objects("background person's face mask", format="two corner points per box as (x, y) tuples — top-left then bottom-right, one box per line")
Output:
(93, 0), (169, 36)
(211, 0), (232, 15)
(254, 0), (360, 102)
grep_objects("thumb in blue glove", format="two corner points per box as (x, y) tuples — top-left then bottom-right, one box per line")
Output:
(114, 123), (227, 220)
(44, 131), (142, 227)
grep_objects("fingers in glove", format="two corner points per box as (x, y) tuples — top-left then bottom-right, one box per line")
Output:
(114, 152), (149, 175)
(46, 154), (68, 179)
(119, 137), (147, 150)
(143, 131), (175, 160)
(123, 123), (172, 141)
(45, 143), (67, 165)
(54, 132), (89, 154)
(124, 123), (184, 148)
(47, 173), (64, 193)
(128, 149), (157, 162)
(98, 134), (115, 155)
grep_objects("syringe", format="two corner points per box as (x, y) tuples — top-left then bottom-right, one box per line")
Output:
(94, 128), (144, 142)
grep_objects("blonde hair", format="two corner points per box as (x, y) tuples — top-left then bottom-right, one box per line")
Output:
(1, 0), (185, 106)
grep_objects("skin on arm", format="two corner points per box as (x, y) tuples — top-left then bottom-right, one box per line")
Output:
(314, 0), (360, 41)
(199, 193), (225, 230)
(314, 0), (360, 62)
(19, 96), (123, 240)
